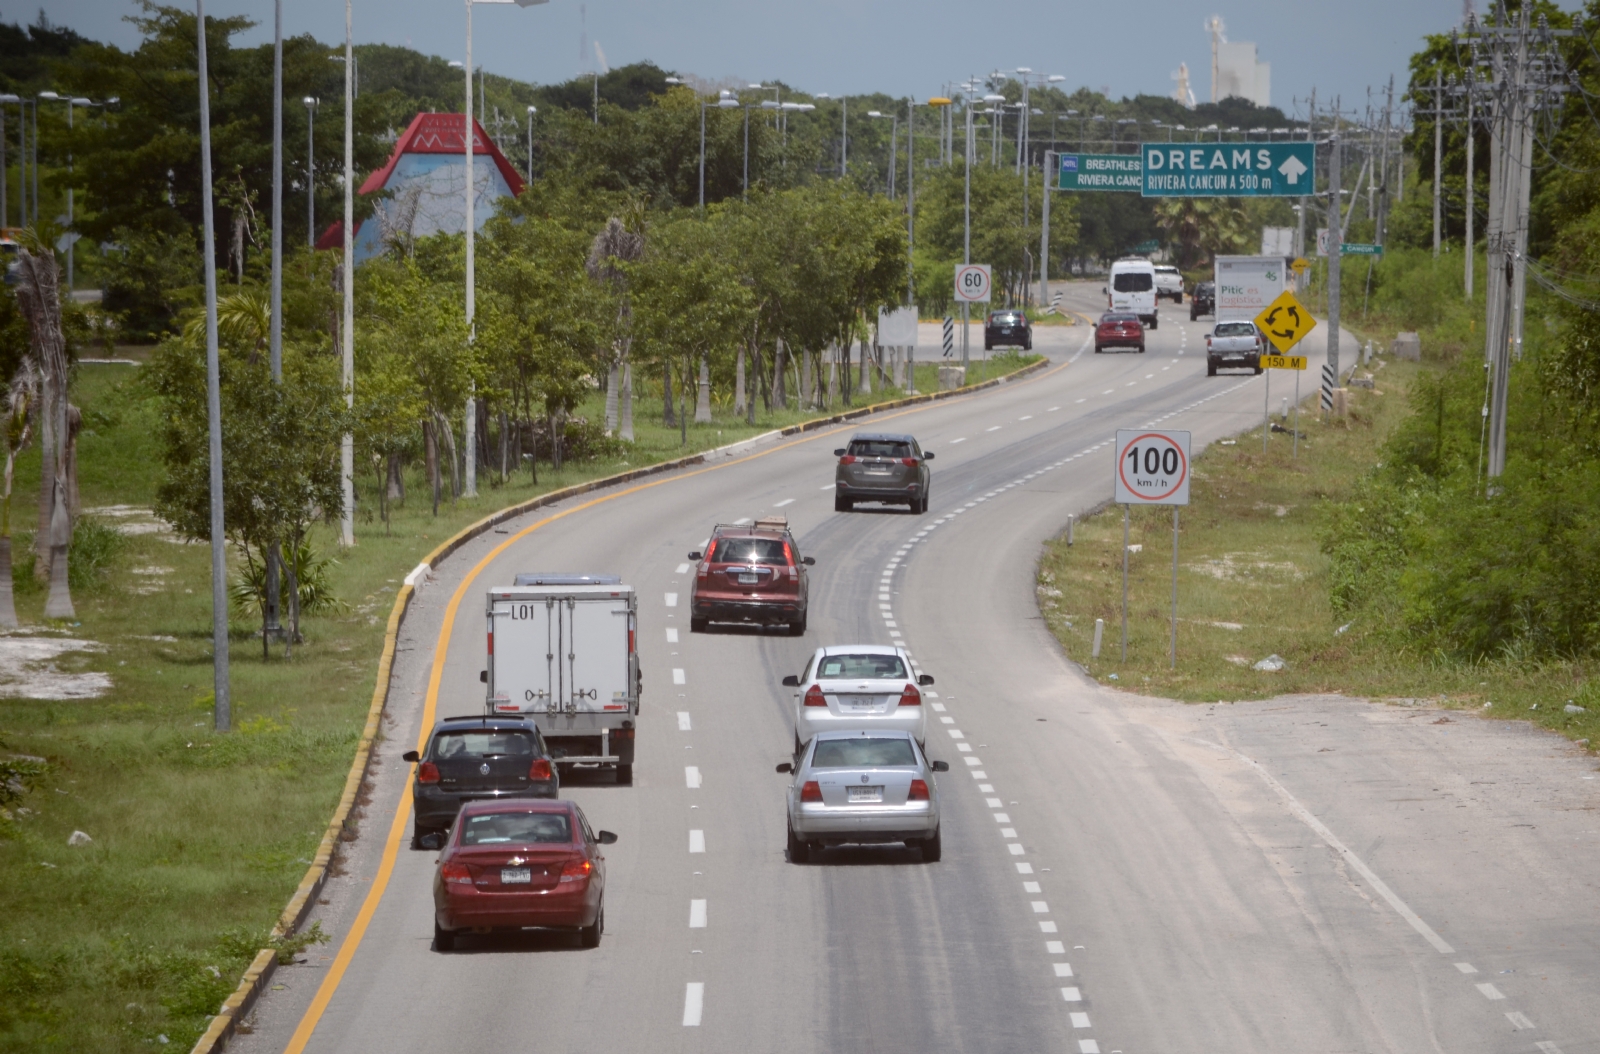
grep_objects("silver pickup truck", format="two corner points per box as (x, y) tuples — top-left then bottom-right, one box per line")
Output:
(1206, 320), (1264, 376)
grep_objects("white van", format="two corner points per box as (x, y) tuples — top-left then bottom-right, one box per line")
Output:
(1107, 258), (1158, 329)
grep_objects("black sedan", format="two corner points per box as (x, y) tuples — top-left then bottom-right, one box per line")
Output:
(984, 309), (1032, 351)
(403, 714), (560, 848)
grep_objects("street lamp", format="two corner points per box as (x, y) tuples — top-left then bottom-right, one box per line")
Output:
(462, 0), (548, 502)
(303, 96), (317, 245)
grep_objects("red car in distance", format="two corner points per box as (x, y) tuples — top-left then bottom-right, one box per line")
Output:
(688, 516), (815, 635)
(432, 799), (616, 951)
(1094, 312), (1146, 354)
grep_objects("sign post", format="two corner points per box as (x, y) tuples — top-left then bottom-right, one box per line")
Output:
(954, 264), (991, 379)
(1254, 290), (1316, 457)
(1113, 429), (1192, 668)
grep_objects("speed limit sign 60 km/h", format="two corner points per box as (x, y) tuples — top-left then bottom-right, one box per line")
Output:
(1114, 429), (1191, 506)
(954, 263), (992, 303)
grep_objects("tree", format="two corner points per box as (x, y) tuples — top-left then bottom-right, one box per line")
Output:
(0, 358), (36, 629)
(586, 205), (647, 439)
(149, 322), (348, 654)
(1152, 198), (1251, 270)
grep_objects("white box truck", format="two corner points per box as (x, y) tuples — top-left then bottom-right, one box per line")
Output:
(1214, 256), (1288, 322)
(485, 573), (641, 785)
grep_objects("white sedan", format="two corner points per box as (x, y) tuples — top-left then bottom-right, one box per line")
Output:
(782, 644), (931, 753)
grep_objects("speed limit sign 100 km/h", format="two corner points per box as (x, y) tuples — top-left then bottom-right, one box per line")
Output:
(1114, 429), (1191, 506)
(954, 263), (992, 303)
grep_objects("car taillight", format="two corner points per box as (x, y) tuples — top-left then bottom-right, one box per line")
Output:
(898, 683), (922, 707)
(839, 455), (856, 465)
(529, 759), (553, 781)
(559, 856), (594, 883)
(908, 779), (930, 801)
(417, 762), (441, 784)
(899, 458), (918, 467)
(800, 781), (823, 802)
(441, 861), (472, 885)
(804, 685), (827, 707)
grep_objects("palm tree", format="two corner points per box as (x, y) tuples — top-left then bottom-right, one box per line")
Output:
(0, 359), (37, 628)
(1153, 199), (1251, 271)
(586, 204), (647, 440)
(13, 240), (73, 619)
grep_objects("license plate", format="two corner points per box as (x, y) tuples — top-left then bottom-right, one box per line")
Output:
(846, 699), (877, 711)
(500, 867), (531, 884)
(738, 572), (759, 584)
(865, 468), (891, 475)
(848, 786), (883, 803)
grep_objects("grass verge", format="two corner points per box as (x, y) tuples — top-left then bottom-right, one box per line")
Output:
(0, 351), (1040, 1053)
(1036, 355), (1600, 748)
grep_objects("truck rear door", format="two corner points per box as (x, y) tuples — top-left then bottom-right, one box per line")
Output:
(491, 595), (558, 713)
(566, 594), (632, 714)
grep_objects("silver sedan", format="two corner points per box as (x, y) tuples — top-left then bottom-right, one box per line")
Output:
(776, 729), (948, 863)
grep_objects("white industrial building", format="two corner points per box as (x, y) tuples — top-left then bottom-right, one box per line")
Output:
(1215, 40), (1271, 108)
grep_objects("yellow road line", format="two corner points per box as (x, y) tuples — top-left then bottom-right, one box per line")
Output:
(278, 360), (1072, 1052)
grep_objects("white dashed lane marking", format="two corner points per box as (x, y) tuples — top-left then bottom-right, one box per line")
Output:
(950, 437), (966, 444)
(685, 766), (701, 789)
(688, 830), (705, 853)
(677, 711), (692, 731)
(675, 562), (690, 574)
(672, 668), (686, 685)
(1476, 983), (1506, 1000)
(682, 983), (704, 1027)
(666, 627), (678, 643)
(773, 498), (795, 507)
(664, 592), (678, 607)
(689, 899), (707, 928)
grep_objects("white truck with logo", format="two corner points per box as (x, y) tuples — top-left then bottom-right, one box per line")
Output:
(1214, 256), (1288, 323)
(484, 573), (641, 785)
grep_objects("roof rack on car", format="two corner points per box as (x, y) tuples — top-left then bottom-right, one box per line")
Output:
(511, 572), (622, 586)
(711, 516), (789, 533)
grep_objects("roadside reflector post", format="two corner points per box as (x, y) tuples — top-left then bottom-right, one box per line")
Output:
(1067, 513), (1074, 546)
(1092, 617), (1104, 658)
(1294, 371), (1300, 458)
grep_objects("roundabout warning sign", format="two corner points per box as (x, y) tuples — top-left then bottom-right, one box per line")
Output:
(1114, 430), (1191, 506)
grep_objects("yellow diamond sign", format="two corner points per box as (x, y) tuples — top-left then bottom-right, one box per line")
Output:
(1290, 257), (1310, 275)
(1255, 290), (1315, 354)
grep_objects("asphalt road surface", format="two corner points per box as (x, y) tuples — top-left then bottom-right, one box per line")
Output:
(234, 284), (1599, 1054)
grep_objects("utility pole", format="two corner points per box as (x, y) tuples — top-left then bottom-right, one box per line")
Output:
(1041, 151), (1053, 307)
(1432, 68), (1443, 258)
(1464, 57), (1476, 300)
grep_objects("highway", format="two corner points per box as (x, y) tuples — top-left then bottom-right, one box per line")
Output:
(234, 282), (1600, 1054)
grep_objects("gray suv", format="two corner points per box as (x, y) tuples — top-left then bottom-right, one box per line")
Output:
(834, 433), (934, 514)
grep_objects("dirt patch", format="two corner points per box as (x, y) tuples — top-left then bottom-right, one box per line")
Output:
(0, 637), (112, 699)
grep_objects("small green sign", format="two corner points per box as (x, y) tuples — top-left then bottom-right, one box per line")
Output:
(1132, 239), (1161, 254)
(1340, 242), (1384, 256)
(1057, 153), (1142, 192)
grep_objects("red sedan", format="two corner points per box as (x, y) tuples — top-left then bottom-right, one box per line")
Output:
(1094, 312), (1145, 354)
(432, 799), (615, 951)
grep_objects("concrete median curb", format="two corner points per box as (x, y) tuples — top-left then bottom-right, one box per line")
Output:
(187, 350), (1050, 1053)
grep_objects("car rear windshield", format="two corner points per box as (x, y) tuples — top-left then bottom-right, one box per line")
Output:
(1113, 272), (1153, 292)
(989, 312), (1023, 323)
(811, 738), (918, 769)
(1101, 314), (1139, 324)
(1155, 266), (1180, 274)
(817, 653), (909, 679)
(847, 440), (913, 458)
(432, 730), (536, 759)
(1214, 322), (1256, 337)
(710, 536), (788, 565)
(461, 811), (572, 845)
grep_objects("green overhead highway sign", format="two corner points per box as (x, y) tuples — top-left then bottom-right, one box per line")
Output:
(1057, 153), (1142, 191)
(1140, 142), (1315, 198)
(1340, 242), (1384, 255)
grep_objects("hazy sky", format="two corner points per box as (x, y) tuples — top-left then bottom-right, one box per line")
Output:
(31, 0), (1470, 117)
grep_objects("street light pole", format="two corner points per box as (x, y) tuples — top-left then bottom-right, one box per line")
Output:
(195, 0), (230, 732)
(304, 97), (316, 246)
(526, 104), (537, 180)
(267, 0), (284, 643)
(963, 89), (973, 370)
(341, 0), (354, 544)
